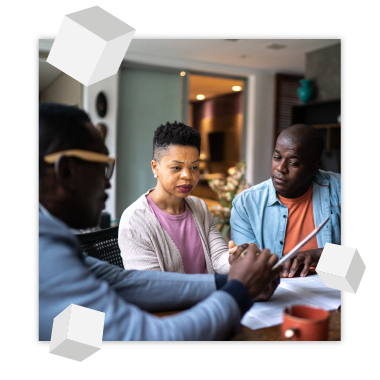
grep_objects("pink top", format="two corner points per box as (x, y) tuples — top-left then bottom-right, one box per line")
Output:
(146, 195), (208, 274)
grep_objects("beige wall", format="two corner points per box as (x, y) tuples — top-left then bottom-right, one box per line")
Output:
(40, 72), (82, 107)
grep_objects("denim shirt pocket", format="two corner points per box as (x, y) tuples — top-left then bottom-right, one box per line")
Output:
(330, 212), (341, 245)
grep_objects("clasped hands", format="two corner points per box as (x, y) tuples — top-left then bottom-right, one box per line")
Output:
(227, 243), (281, 302)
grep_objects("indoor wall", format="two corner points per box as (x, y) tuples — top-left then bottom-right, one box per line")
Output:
(116, 67), (183, 217)
(39, 71), (82, 107)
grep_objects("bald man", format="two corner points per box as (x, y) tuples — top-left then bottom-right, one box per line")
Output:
(230, 124), (341, 278)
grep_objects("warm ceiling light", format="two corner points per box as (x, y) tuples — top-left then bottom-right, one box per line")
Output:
(196, 94), (205, 100)
(232, 86), (242, 91)
(180, 71), (186, 76)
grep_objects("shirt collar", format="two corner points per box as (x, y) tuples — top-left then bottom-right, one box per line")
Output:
(39, 202), (83, 234)
(39, 203), (51, 217)
(266, 170), (327, 206)
(313, 170), (330, 187)
(267, 178), (281, 206)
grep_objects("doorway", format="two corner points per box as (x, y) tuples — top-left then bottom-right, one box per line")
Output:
(187, 73), (245, 201)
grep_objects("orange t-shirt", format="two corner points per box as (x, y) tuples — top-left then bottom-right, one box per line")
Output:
(277, 185), (319, 256)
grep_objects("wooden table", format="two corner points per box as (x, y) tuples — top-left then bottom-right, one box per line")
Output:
(232, 309), (340, 341)
(155, 270), (341, 341)
(155, 309), (340, 341)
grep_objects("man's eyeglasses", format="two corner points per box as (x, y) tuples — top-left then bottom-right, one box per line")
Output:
(44, 149), (115, 180)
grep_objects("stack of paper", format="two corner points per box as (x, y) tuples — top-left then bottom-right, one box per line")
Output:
(241, 274), (341, 330)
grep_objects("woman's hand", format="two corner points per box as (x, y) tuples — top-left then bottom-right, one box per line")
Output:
(228, 241), (248, 265)
(228, 241), (261, 265)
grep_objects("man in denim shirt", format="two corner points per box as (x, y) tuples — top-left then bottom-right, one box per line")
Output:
(231, 124), (341, 278)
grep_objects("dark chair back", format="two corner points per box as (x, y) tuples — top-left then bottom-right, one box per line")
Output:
(76, 226), (124, 269)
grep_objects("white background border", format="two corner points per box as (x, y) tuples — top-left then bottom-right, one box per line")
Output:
(5, 0), (374, 379)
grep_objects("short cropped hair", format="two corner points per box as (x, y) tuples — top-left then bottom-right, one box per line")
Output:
(39, 103), (94, 183)
(153, 121), (201, 162)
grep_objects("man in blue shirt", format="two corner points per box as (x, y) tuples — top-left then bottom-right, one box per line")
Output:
(39, 103), (281, 341)
(230, 124), (340, 278)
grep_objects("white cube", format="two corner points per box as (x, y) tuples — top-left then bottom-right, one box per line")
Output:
(49, 304), (105, 362)
(47, 6), (135, 86)
(316, 243), (366, 294)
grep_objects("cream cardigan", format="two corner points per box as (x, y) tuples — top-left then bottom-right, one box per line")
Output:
(118, 189), (231, 275)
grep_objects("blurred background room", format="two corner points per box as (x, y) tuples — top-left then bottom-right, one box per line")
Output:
(39, 39), (341, 230)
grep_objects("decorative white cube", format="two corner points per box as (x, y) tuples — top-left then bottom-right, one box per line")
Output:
(49, 304), (105, 362)
(47, 6), (135, 86)
(316, 243), (366, 294)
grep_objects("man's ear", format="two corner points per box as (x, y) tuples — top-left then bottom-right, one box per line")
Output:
(312, 160), (321, 176)
(54, 156), (77, 191)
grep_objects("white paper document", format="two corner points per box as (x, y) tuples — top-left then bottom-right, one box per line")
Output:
(241, 274), (341, 331)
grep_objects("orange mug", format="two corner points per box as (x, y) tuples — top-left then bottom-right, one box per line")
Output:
(282, 305), (329, 341)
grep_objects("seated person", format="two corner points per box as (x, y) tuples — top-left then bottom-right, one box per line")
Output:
(231, 124), (341, 278)
(39, 103), (281, 341)
(119, 121), (237, 274)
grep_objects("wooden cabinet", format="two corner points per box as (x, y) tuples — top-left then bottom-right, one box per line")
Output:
(291, 100), (341, 173)
(313, 123), (341, 151)
(291, 99), (340, 125)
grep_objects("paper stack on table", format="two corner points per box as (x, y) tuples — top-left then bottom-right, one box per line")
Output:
(241, 274), (341, 330)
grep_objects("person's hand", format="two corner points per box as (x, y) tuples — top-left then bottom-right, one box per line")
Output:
(228, 241), (248, 265)
(280, 248), (323, 278)
(228, 240), (239, 254)
(228, 245), (282, 300)
(228, 241), (261, 265)
(253, 276), (280, 302)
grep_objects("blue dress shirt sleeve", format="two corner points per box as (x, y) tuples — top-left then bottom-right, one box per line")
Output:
(231, 197), (260, 248)
(39, 211), (242, 341)
(84, 254), (217, 312)
(221, 280), (254, 316)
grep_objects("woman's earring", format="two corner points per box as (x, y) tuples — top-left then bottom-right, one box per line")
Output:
(154, 173), (157, 178)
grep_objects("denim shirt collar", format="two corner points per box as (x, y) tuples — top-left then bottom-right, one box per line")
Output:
(267, 179), (280, 207)
(39, 203), (51, 217)
(39, 202), (73, 232)
(266, 170), (329, 207)
(312, 170), (330, 187)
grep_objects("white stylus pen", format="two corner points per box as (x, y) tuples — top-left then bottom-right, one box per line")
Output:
(239, 216), (330, 269)
(272, 216), (330, 269)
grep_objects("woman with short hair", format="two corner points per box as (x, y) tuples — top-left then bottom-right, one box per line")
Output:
(118, 121), (233, 274)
